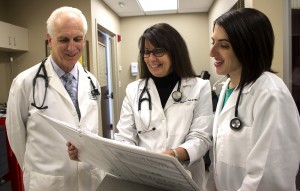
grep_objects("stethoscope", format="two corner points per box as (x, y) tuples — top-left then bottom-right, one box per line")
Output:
(31, 57), (100, 110)
(230, 84), (244, 131)
(137, 78), (182, 134)
(213, 76), (243, 131)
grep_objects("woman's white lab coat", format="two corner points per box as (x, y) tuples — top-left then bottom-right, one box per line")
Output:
(114, 77), (213, 189)
(6, 57), (102, 191)
(212, 72), (300, 191)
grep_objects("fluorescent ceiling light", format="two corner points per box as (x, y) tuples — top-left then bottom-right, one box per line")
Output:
(138, 0), (177, 12)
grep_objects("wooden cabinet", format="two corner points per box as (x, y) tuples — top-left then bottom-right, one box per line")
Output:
(0, 21), (28, 51)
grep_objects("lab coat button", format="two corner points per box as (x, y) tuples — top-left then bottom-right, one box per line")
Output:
(72, 111), (77, 115)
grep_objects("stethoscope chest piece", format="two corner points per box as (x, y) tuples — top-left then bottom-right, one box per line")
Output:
(230, 117), (242, 130)
(172, 91), (182, 102)
(171, 78), (182, 102)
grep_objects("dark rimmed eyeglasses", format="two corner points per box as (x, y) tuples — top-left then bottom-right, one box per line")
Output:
(140, 48), (167, 58)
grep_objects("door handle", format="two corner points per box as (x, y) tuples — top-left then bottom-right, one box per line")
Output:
(106, 92), (113, 99)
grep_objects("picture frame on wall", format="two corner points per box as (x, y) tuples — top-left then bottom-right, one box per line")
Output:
(45, 39), (90, 71)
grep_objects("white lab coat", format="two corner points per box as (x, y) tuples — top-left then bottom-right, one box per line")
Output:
(6, 57), (102, 191)
(212, 72), (300, 191)
(114, 77), (214, 189)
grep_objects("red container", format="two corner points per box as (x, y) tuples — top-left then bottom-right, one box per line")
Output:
(1, 117), (24, 191)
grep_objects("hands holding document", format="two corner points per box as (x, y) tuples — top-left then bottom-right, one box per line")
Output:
(39, 113), (201, 191)
(67, 140), (188, 162)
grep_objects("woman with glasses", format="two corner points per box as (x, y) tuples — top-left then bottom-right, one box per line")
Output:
(113, 23), (214, 188)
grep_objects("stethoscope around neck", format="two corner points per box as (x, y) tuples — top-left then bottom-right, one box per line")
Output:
(137, 78), (182, 134)
(213, 76), (244, 130)
(31, 57), (100, 110)
(229, 83), (244, 131)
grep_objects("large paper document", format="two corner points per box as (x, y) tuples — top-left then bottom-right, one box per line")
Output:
(39, 113), (201, 191)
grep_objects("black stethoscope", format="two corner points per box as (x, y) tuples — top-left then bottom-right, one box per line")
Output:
(213, 76), (243, 131)
(137, 78), (182, 134)
(31, 57), (100, 110)
(229, 84), (244, 131)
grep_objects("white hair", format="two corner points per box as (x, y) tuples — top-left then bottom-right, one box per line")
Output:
(46, 6), (88, 37)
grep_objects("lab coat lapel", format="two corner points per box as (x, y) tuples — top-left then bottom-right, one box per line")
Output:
(45, 58), (74, 103)
(214, 79), (236, 124)
(77, 65), (90, 107)
(213, 80), (227, 138)
(216, 80), (251, 124)
(214, 80), (226, 118)
(220, 90), (238, 115)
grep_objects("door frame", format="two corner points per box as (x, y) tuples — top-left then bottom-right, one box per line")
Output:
(96, 23), (121, 138)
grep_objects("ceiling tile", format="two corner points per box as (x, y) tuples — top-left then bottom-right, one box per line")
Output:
(178, 0), (214, 13)
(102, 0), (214, 17)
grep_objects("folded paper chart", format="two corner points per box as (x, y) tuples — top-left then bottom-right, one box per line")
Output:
(39, 113), (201, 191)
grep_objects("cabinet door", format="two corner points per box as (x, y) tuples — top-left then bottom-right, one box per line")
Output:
(0, 21), (28, 51)
(0, 21), (11, 49)
(10, 24), (29, 51)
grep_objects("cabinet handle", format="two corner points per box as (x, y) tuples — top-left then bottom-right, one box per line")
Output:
(14, 38), (16, 46)
(8, 37), (12, 45)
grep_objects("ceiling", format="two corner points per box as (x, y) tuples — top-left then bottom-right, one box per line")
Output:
(102, 0), (215, 17)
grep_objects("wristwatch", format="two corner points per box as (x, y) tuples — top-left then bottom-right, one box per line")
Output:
(172, 149), (179, 160)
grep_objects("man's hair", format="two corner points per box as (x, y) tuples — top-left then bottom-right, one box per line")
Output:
(46, 6), (88, 38)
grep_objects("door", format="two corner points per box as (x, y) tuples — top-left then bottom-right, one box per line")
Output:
(292, 8), (300, 114)
(97, 30), (114, 139)
(291, 1), (300, 189)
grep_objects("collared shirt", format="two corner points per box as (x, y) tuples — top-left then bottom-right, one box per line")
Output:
(50, 56), (79, 96)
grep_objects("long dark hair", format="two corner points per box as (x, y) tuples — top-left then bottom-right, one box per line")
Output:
(213, 8), (275, 87)
(138, 23), (196, 79)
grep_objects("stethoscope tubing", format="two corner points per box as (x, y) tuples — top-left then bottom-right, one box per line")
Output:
(138, 78), (152, 111)
(31, 57), (100, 110)
(137, 77), (182, 133)
(230, 83), (244, 130)
(31, 58), (49, 109)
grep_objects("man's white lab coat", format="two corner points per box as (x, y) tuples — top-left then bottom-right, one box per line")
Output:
(6, 57), (102, 191)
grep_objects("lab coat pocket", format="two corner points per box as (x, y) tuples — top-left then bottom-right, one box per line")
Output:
(220, 125), (251, 168)
(29, 171), (64, 191)
(167, 101), (195, 135)
(90, 168), (103, 190)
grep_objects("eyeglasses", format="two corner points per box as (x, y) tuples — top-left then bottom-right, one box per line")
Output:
(141, 48), (167, 58)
